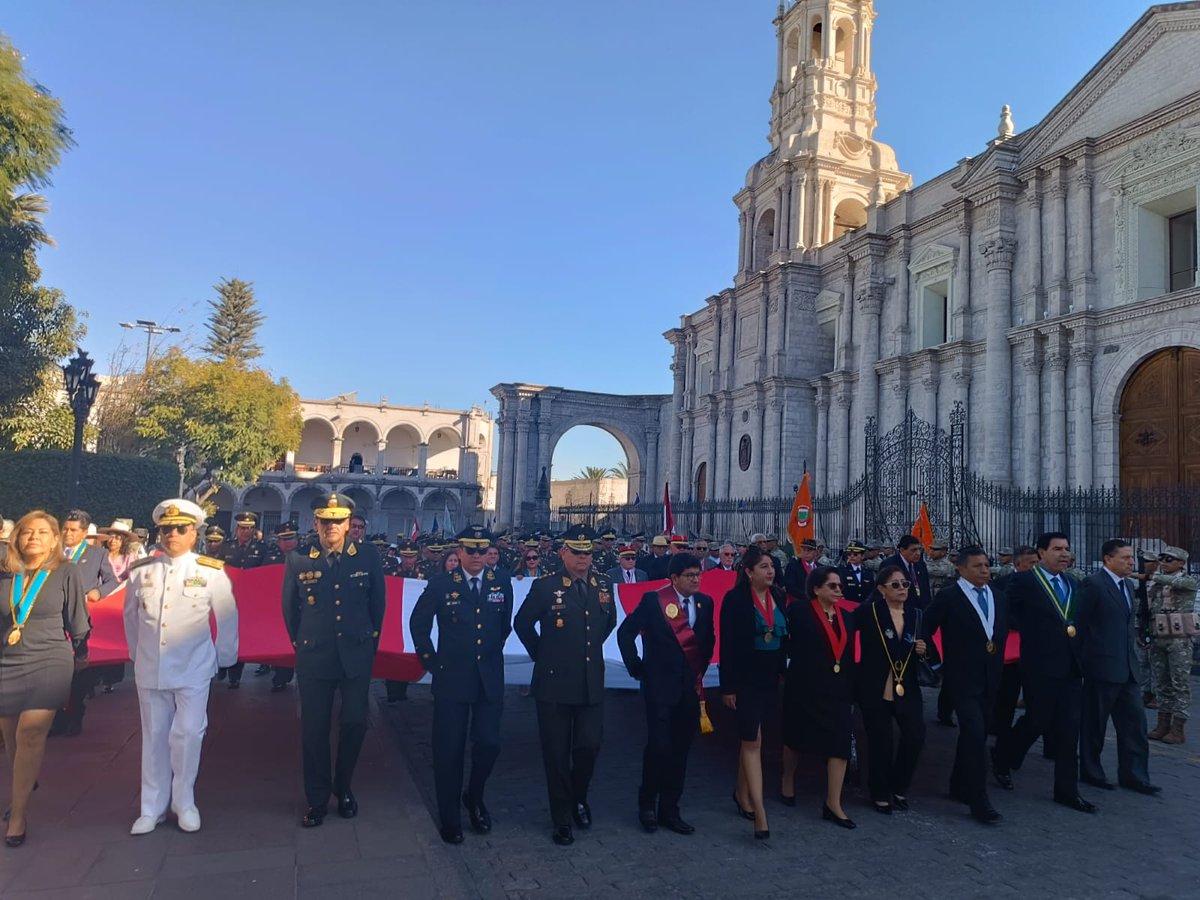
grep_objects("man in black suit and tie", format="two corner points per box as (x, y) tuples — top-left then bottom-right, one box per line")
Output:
(616, 553), (715, 835)
(924, 546), (1009, 823)
(783, 538), (819, 598)
(992, 533), (1094, 812)
(838, 540), (874, 606)
(1077, 539), (1161, 795)
(883, 536), (932, 609)
(607, 546), (648, 585)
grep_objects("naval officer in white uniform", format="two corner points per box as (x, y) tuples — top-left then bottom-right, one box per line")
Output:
(124, 498), (238, 835)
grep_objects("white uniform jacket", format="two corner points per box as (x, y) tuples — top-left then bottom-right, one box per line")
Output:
(124, 551), (239, 690)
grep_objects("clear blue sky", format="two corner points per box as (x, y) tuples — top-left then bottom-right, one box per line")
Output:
(7, 0), (1143, 475)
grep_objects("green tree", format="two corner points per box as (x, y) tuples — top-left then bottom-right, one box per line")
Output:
(202, 277), (264, 366)
(574, 466), (610, 481)
(0, 36), (79, 416)
(135, 350), (302, 500)
(609, 461), (630, 479)
(0, 364), (94, 451)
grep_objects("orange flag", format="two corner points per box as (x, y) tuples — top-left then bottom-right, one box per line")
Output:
(788, 473), (815, 550)
(912, 502), (934, 552)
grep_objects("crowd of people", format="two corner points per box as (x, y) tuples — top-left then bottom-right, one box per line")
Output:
(0, 495), (1195, 852)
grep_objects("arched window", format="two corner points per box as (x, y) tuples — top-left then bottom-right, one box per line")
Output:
(832, 198), (867, 240)
(694, 463), (708, 503)
(753, 209), (776, 269)
(810, 20), (823, 59)
(785, 28), (800, 81)
(834, 26), (851, 73)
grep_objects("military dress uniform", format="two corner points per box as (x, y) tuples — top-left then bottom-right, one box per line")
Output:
(263, 522), (301, 690)
(410, 526), (513, 843)
(514, 527), (617, 845)
(839, 542), (875, 606)
(1146, 548), (1197, 744)
(124, 499), (238, 835)
(220, 512), (267, 687)
(282, 494), (386, 826)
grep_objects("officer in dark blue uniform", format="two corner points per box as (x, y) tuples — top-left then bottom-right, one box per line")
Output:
(282, 493), (386, 828)
(514, 525), (618, 846)
(409, 525), (513, 844)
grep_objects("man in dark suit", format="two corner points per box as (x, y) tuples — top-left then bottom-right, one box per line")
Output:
(1077, 539), (1161, 795)
(883, 535), (932, 609)
(282, 493), (387, 828)
(617, 553), (715, 835)
(410, 526), (513, 844)
(783, 538), (819, 598)
(644, 536), (672, 580)
(924, 546), (1009, 823)
(514, 525), (618, 846)
(838, 540), (875, 606)
(607, 545), (648, 585)
(992, 533), (1094, 812)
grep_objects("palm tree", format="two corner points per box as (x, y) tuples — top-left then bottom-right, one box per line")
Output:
(574, 466), (610, 481)
(609, 461), (630, 479)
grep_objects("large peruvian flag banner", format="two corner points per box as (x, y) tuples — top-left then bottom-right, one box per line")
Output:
(84, 566), (1018, 680)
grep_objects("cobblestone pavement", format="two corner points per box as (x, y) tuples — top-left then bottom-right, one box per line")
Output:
(384, 678), (1200, 900)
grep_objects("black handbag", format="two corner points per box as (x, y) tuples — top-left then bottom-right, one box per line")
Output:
(915, 609), (941, 687)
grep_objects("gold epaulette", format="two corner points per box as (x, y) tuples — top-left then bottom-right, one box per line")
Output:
(196, 555), (226, 569)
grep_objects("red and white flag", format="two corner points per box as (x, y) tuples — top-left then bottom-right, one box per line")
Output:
(410, 516), (420, 541)
(662, 481), (674, 535)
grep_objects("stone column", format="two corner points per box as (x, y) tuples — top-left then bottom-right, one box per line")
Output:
(706, 405), (719, 499)
(1071, 346), (1095, 488)
(752, 401), (765, 496)
(886, 372), (909, 434)
(513, 417), (529, 520)
(680, 418), (694, 496)
(981, 236), (1016, 484)
(284, 450), (295, 476)
(920, 367), (940, 431)
(375, 439), (387, 475)
(1071, 170), (1095, 310)
(1044, 351), (1068, 488)
(719, 300), (735, 392)
(830, 384), (851, 492)
(774, 184), (785, 251)
(718, 397), (734, 498)
(1022, 177), (1043, 323)
(1021, 348), (1042, 489)
(764, 390), (782, 497)
(417, 442), (429, 478)
(669, 339), (686, 493)
(953, 215), (972, 340)
(737, 211), (748, 272)
(837, 263), (854, 369)
(769, 292), (787, 376)
(896, 242), (911, 353)
(331, 436), (344, 469)
(855, 283), (882, 478)
(792, 171), (807, 250)
(497, 419), (514, 524)
(815, 383), (830, 495)
(645, 429), (659, 500)
(1047, 172), (1071, 316)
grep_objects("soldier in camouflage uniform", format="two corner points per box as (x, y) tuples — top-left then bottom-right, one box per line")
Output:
(1146, 546), (1197, 745)
(861, 541), (882, 574)
(990, 547), (1015, 581)
(392, 540), (424, 578)
(925, 539), (958, 595)
(418, 540), (446, 580)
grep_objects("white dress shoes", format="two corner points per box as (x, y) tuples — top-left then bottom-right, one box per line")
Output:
(175, 807), (202, 833)
(130, 814), (167, 836)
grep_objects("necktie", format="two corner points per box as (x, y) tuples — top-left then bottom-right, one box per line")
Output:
(975, 586), (989, 619)
(470, 577), (480, 599)
(328, 551), (339, 569)
(1119, 578), (1131, 611)
(1053, 575), (1068, 604)
(626, 570), (633, 583)
(680, 596), (690, 626)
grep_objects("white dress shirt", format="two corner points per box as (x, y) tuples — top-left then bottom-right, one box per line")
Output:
(673, 587), (696, 628)
(957, 576), (995, 640)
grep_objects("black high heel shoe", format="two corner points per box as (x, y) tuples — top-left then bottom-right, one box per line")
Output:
(5, 832), (26, 847)
(732, 793), (755, 821)
(3, 780), (37, 822)
(822, 804), (857, 830)
(754, 828), (770, 840)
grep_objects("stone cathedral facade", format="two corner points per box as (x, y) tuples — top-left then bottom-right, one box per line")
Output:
(494, 1), (1200, 527)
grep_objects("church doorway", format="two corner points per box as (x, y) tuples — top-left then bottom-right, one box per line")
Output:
(1119, 347), (1200, 490)
(694, 463), (708, 503)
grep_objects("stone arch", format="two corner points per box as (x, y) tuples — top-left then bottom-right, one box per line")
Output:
(288, 485), (327, 528)
(1092, 325), (1200, 484)
(785, 27), (801, 81)
(833, 18), (855, 73)
(426, 425), (461, 476)
(832, 197), (868, 239)
(380, 487), (419, 539)
(338, 419), (380, 472)
(209, 486), (238, 532)
(753, 208), (776, 270)
(383, 423), (421, 474)
(241, 484), (284, 533)
(338, 486), (376, 524)
(423, 489), (460, 534)
(809, 17), (823, 60)
(297, 417), (335, 470)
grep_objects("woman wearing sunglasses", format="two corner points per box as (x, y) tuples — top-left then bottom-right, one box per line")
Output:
(513, 550), (544, 581)
(781, 566), (856, 828)
(852, 564), (927, 814)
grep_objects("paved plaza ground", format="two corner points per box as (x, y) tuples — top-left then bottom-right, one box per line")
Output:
(2, 671), (1197, 899)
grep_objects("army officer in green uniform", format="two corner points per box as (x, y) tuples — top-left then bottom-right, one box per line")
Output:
(282, 493), (386, 828)
(514, 525), (617, 846)
(410, 525), (513, 844)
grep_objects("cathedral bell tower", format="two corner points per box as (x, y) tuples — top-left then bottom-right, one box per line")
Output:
(742, 0), (909, 260)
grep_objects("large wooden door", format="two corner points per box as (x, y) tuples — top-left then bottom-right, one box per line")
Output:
(1120, 348), (1200, 488)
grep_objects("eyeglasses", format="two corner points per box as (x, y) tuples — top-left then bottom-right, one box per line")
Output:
(1158, 555), (1177, 563)
(884, 580), (911, 589)
(676, 571), (701, 579)
(158, 524), (192, 535)
(460, 546), (487, 556)
(525, 555), (540, 562)
(827, 583), (844, 592)
(566, 547), (593, 557)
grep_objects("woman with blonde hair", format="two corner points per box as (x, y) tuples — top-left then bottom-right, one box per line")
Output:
(0, 511), (91, 846)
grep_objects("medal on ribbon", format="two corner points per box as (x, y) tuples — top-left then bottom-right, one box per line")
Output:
(1033, 566), (1075, 638)
(811, 599), (848, 674)
(8, 569), (51, 646)
(872, 602), (915, 699)
(751, 589), (776, 644)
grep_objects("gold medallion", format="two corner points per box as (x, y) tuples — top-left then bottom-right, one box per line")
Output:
(986, 641), (996, 655)
(6, 627), (21, 646)
(555, 618), (564, 628)
(665, 603), (680, 620)
(895, 683), (905, 698)
(763, 631), (773, 643)
(833, 662), (841, 673)
(1066, 624), (1077, 638)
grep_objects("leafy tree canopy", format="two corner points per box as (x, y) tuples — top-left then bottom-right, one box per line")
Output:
(0, 364), (93, 452)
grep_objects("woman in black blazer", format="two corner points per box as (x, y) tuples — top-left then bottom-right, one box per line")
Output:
(852, 564), (928, 814)
(719, 546), (787, 839)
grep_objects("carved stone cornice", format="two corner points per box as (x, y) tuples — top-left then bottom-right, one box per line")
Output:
(981, 236), (1017, 272)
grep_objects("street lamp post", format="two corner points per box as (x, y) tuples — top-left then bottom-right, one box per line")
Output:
(62, 348), (101, 510)
(120, 319), (181, 372)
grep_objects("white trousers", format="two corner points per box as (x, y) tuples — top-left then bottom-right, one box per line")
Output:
(136, 683), (210, 817)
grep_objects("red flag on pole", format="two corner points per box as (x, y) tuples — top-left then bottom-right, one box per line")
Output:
(787, 473), (815, 550)
(662, 482), (674, 536)
(410, 516), (420, 541)
(912, 502), (934, 552)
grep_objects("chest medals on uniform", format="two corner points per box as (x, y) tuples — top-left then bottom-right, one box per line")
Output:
(8, 569), (51, 645)
(553, 587), (566, 628)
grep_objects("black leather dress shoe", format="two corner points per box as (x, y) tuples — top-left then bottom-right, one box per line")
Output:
(1054, 794), (1097, 813)
(970, 803), (1002, 824)
(572, 802), (592, 829)
(991, 748), (1014, 790)
(891, 795), (910, 811)
(440, 826), (464, 845)
(227, 679), (240, 690)
(301, 806), (326, 828)
(1080, 775), (1116, 790)
(337, 792), (358, 819)
(552, 825), (574, 846)
(638, 809), (658, 833)
(1119, 780), (1162, 795)
(463, 794), (491, 834)
(660, 816), (695, 835)
(822, 804), (856, 829)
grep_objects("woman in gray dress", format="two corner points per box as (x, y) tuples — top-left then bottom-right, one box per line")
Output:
(0, 510), (91, 847)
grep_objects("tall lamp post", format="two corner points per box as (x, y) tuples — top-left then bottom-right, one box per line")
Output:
(62, 348), (101, 510)
(120, 319), (181, 372)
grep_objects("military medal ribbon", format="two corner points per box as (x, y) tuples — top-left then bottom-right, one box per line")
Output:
(1032, 566), (1075, 636)
(751, 589), (776, 643)
(811, 599), (848, 673)
(9, 569), (51, 645)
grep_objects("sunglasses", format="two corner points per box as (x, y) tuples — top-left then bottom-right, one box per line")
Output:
(827, 583), (844, 592)
(1158, 555), (1177, 563)
(158, 524), (192, 535)
(566, 547), (593, 556)
(460, 546), (488, 556)
(525, 555), (540, 562)
(884, 580), (911, 590)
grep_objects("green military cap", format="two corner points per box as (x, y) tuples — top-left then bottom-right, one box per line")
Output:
(846, 540), (867, 553)
(560, 524), (597, 552)
(234, 511), (259, 528)
(273, 521), (299, 538)
(312, 493), (355, 521)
